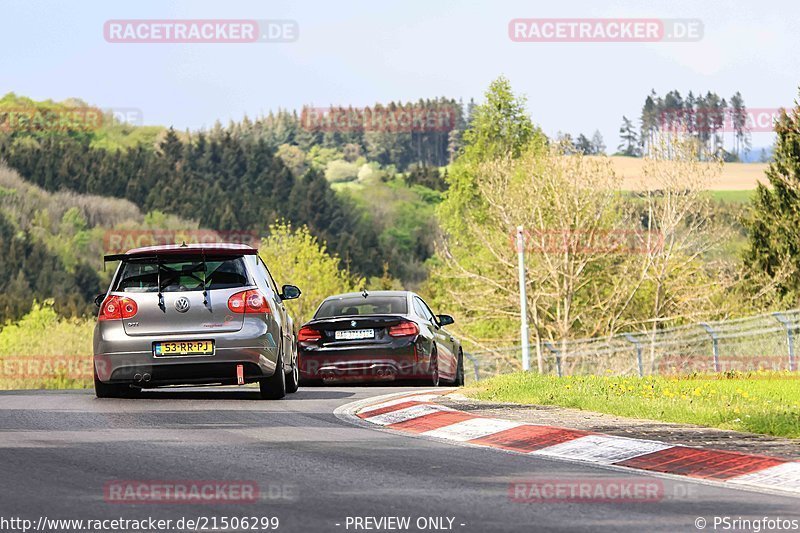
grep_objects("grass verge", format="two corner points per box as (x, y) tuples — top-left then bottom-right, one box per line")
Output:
(463, 371), (800, 438)
(0, 301), (94, 389)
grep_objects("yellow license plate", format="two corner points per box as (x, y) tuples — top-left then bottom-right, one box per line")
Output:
(154, 340), (214, 356)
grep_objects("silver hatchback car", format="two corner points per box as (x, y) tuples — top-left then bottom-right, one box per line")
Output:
(93, 243), (301, 400)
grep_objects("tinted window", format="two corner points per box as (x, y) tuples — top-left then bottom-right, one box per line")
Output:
(115, 257), (248, 293)
(315, 296), (408, 318)
(414, 297), (436, 322)
(258, 257), (280, 294)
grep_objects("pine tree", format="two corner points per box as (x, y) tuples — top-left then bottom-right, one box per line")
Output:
(617, 116), (639, 156)
(744, 95), (800, 299)
(590, 130), (606, 155)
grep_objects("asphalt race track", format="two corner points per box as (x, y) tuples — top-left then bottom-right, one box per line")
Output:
(0, 387), (798, 533)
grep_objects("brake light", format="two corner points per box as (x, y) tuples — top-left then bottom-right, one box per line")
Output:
(228, 289), (271, 314)
(98, 295), (138, 321)
(298, 326), (322, 342)
(388, 321), (419, 337)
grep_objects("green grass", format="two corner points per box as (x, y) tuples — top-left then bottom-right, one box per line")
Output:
(708, 190), (755, 203)
(463, 371), (800, 438)
(0, 301), (94, 389)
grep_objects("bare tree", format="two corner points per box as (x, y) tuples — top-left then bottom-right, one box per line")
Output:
(432, 136), (733, 373)
(638, 135), (731, 367)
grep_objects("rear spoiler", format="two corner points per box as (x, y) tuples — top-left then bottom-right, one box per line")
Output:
(104, 248), (258, 263)
(103, 247), (258, 271)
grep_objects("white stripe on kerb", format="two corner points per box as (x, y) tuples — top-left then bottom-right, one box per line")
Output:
(359, 394), (442, 414)
(533, 435), (673, 464)
(422, 418), (522, 442)
(363, 404), (452, 426)
(728, 462), (800, 493)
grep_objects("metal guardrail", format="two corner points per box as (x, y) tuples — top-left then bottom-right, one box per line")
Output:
(464, 309), (800, 381)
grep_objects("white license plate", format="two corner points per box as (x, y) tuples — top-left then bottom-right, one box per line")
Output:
(335, 328), (375, 340)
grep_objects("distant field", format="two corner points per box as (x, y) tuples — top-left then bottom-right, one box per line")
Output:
(607, 156), (768, 191)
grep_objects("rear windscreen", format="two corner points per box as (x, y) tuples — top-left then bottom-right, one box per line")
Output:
(315, 296), (408, 318)
(114, 256), (249, 293)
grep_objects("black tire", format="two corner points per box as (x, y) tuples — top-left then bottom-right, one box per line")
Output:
(285, 352), (299, 394)
(259, 354), (286, 400)
(94, 367), (131, 398)
(453, 351), (465, 386)
(429, 350), (440, 387)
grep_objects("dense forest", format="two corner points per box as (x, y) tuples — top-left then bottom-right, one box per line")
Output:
(0, 94), (471, 322)
(0, 130), (387, 275)
(0, 210), (100, 319)
(229, 99), (468, 170)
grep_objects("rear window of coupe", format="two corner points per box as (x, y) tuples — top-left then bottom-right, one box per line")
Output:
(315, 296), (408, 318)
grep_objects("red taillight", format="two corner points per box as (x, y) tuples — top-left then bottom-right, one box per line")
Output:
(228, 289), (271, 314)
(98, 295), (138, 321)
(298, 326), (322, 342)
(388, 321), (419, 337)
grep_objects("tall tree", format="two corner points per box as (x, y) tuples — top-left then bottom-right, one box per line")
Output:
(573, 133), (593, 155)
(744, 96), (800, 302)
(428, 77), (547, 356)
(590, 130), (606, 155)
(617, 116), (639, 156)
(730, 91), (750, 157)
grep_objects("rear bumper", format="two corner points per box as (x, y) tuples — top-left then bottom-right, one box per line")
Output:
(299, 340), (432, 382)
(93, 321), (281, 386)
(101, 361), (268, 387)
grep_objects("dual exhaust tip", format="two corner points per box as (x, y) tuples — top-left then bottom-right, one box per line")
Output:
(319, 368), (396, 378)
(133, 373), (151, 383)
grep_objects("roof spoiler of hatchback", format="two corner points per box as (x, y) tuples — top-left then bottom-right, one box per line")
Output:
(103, 245), (258, 269)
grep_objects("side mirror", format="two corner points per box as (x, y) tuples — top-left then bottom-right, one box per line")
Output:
(280, 284), (301, 300)
(94, 293), (106, 308)
(437, 314), (455, 326)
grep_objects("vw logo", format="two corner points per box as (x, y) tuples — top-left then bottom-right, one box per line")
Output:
(350, 320), (357, 327)
(175, 297), (191, 313)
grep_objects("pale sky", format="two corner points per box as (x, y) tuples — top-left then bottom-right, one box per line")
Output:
(1, 0), (795, 150)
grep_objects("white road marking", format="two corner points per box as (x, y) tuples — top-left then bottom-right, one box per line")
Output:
(362, 404), (452, 426)
(338, 392), (800, 499)
(533, 435), (673, 464)
(729, 462), (800, 493)
(358, 394), (443, 414)
(422, 418), (522, 442)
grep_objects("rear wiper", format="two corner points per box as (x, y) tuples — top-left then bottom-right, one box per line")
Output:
(157, 257), (165, 311)
(156, 262), (180, 311)
(200, 251), (208, 306)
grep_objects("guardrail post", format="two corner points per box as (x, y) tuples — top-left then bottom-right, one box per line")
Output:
(772, 313), (797, 372)
(624, 333), (644, 377)
(463, 352), (481, 381)
(543, 341), (563, 377)
(699, 323), (720, 372)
